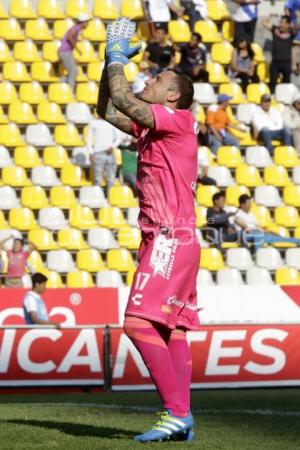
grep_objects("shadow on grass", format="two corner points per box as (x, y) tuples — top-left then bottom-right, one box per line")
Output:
(2, 419), (135, 439)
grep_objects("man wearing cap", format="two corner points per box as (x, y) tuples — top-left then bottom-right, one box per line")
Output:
(252, 94), (292, 154)
(283, 91), (300, 155)
(206, 94), (240, 154)
(58, 13), (90, 91)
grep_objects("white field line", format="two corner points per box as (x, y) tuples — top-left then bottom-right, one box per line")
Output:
(4, 403), (300, 417)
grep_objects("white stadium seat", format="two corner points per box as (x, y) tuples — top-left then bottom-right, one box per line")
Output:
(207, 166), (235, 187)
(236, 103), (256, 124)
(79, 186), (108, 208)
(275, 83), (299, 105)
(285, 248), (300, 270)
(256, 247), (283, 270)
(197, 269), (215, 286)
(227, 248), (254, 270)
(39, 207), (67, 230)
(87, 228), (118, 250)
(216, 268), (244, 285)
(47, 249), (75, 273)
(245, 146), (272, 168)
(32, 166), (60, 186)
(0, 146), (13, 167)
(26, 124), (54, 146)
(127, 207), (140, 227)
(246, 267), (274, 285)
(0, 186), (20, 209)
(193, 83), (217, 104)
(96, 270), (125, 287)
(254, 186), (282, 207)
(72, 146), (90, 167)
(66, 102), (92, 123)
(292, 166), (300, 184)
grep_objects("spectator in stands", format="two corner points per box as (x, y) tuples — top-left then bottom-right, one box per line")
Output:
(283, 91), (300, 154)
(87, 111), (122, 194)
(233, 0), (261, 44)
(197, 151), (216, 185)
(252, 94), (292, 155)
(132, 61), (152, 95)
(142, 0), (183, 32)
(178, 32), (209, 82)
(58, 13), (90, 91)
(143, 27), (176, 76)
(23, 273), (60, 328)
(263, 15), (294, 93)
(284, 0), (300, 71)
(234, 194), (300, 250)
(230, 38), (259, 92)
(206, 94), (240, 154)
(0, 234), (37, 288)
(119, 135), (138, 196)
(179, 1), (207, 31)
(206, 192), (239, 246)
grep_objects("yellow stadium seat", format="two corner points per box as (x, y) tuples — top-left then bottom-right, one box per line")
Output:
(267, 224), (296, 249)
(8, 101), (37, 124)
(257, 61), (270, 83)
(0, 124), (25, 146)
(126, 266), (136, 286)
(74, 40), (97, 63)
(42, 40), (60, 63)
(14, 145), (41, 168)
(65, 0), (89, 18)
(50, 185), (77, 208)
(0, 211), (9, 229)
(211, 41), (233, 65)
(294, 226), (300, 238)
(194, 103), (206, 123)
(99, 207), (126, 228)
(82, 18), (106, 41)
(207, 62), (229, 83)
(94, 0), (118, 19)
(107, 248), (134, 272)
(14, 40), (40, 63)
(109, 185), (137, 208)
(0, 39), (13, 62)
(3, 61), (30, 82)
(10, 0), (36, 19)
(195, 206), (207, 227)
(48, 82), (75, 104)
(58, 228), (88, 250)
(222, 20), (234, 42)
(31, 61), (59, 83)
(275, 267), (300, 285)
(235, 164), (263, 187)
(76, 81), (98, 104)
(219, 83), (246, 104)
(194, 20), (221, 43)
(226, 185), (251, 206)
(207, 0), (229, 21)
(43, 270), (63, 288)
(118, 226), (141, 250)
(25, 18), (52, 41)
(27, 251), (44, 272)
(0, 81), (18, 105)
(0, 105), (8, 124)
(200, 248), (225, 270)
(196, 185), (219, 207)
(76, 249), (105, 272)
(137, 20), (151, 41)
(28, 229), (59, 251)
(37, 101), (66, 124)
(124, 62), (139, 82)
(283, 185), (300, 207)
(121, 0), (144, 19)
(43, 145), (70, 168)
(87, 62), (104, 81)
(9, 207), (38, 230)
(98, 42), (106, 61)
(21, 186), (49, 209)
(38, 0), (65, 19)
(0, 18), (24, 40)
(19, 81), (44, 104)
(168, 19), (191, 43)
(69, 204), (97, 229)
(251, 43), (265, 63)
(53, 18), (74, 39)
(0, 1), (8, 18)
(2, 166), (30, 186)
(217, 146), (242, 168)
(274, 146), (299, 168)
(264, 165), (291, 187)
(247, 82), (270, 104)
(250, 204), (272, 228)
(67, 271), (94, 288)
(55, 125), (84, 147)
(61, 163), (89, 186)
(275, 206), (300, 228)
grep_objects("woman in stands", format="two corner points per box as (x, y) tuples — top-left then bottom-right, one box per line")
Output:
(230, 39), (259, 92)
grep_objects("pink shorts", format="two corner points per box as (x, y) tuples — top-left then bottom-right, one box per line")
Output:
(125, 229), (201, 330)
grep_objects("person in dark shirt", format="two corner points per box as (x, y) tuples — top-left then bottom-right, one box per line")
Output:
(263, 15), (294, 92)
(178, 32), (209, 82)
(206, 192), (238, 246)
(143, 27), (175, 76)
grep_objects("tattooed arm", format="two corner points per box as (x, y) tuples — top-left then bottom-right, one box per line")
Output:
(107, 64), (154, 129)
(96, 64), (134, 135)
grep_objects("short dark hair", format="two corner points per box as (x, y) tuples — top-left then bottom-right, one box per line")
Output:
(281, 15), (292, 23)
(239, 194), (251, 206)
(212, 191), (225, 203)
(166, 69), (194, 109)
(14, 238), (24, 245)
(192, 32), (202, 42)
(31, 272), (48, 288)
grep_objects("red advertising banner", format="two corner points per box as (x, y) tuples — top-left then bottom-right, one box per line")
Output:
(110, 325), (300, 389)
(0, 288), (119, 326)
(0, 328), (104, 386)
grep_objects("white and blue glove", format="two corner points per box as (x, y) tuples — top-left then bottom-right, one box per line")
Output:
(106, 17), (142, 66)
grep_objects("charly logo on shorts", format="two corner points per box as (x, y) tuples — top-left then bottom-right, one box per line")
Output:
(149, 234), (178, 279)
(167, 295), (198, 311)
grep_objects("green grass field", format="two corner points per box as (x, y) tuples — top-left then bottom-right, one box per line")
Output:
(0, 389), (299, 450)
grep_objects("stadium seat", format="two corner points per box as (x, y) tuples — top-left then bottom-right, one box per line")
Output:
(94, 0), (118, 19)
(3, 61), (30, 82)
(194, 20), (221, 43)
(285, 248), (300, 270)
(251, 42), (265, 63)
(42, 40), (60, 63)
(50, 185), (77, 208)
(87, 61), (104, 81)
(275, 83), (299, 105)
(38, 207), (67, 230)
(38, 0), (65, 19)
(126, 266), (136, 286)
(73, 40), (97, 63)
(0, 18), (24, 40)
(256, 247), (283, 270)
(58, 228), (88, 250)
(193, 83), (217, 104)
(0, 186), (20, 209)
(43, 270), (63, 288)
(118, 226), (141, 250)
(43, 145), (70, 168)
(293, 166), (300, 185)
(8, 101), (37, 124)
(246, 83), (270, 104)
(0, 211), (9, 229)
(69, 204), (97, 229)
(266, 223), (296, 249)
(274, 146), (299, 168)
(0, 124), (24, 146)
(283, 185), (300, 207)
(217, 268), (244, 285)
(264, 165), (291, 187)
(246, 267), (274, 285)
(14, 40), (40, 63)
(0, 39), (13, 62)
(245, 146), (272, 168)
(236, 103), (256, 124)
(87, 227), (118, 250)
(207, 62), (229, 83)
(55, 125), (84, 147)
(2, 166), (31, 186)
(9, 207), (38, 231)
(219, 82), (246, 104)
(37, 101), (66, 124)
(72, 146), (90, 167)
(168, 19), (191, 43)
(251, 204), (272, 228)
(120, 0), (144, 19)
(76, 81), (98, 104)
(0, 105), (8, 124)
(275, 206), (300, 228)
(76, 248), (105, 272)
(124, 62), (139, 82)
(26, 124), (54, 146)
(81, 17), (105, 41)
(195, 206), (207, 227)
(79, 186), (107, 208)
(254, 185), (282, 207)
(256, 61), (270, 83)
(127, 207), (139, 227)
(19, 81), (44, 104)
(109, 185), (137, 208)
(25, 18), (52, 41)
(226, 185), (251, 206)
(65, 0), (89, 18)
(211, 41), (233, 65)
(31, 61), (59, 82)
(197, 269), (215, 286)
(67, 271), (94, 288)
(107, 248), (134, 272)
(10, 0), (36, 18)
(21, 186), (49, 209)
(275, 267), (300, 285)
(61, 164), (89, 186)
(217, 146), (243, 168)
(0, 1), (8, 18)
(53, 18), (74, 39)
(27, 251), (45, 272)
(28, 229), (59, 251)
(207, 166), (234, 187)
(207, 0), (229, 20)
(0, 81), (18, 105)
(96, 270), (124, 287)
(0, 146), (13, 167)
(66, 102), (91, 123)
(196, 185), (219, 207)
(47, 249), (75, 273)
(235, 164), (263, 187)
(226, 248), (254, 270)
(200, 248), (225, 271)
(48, 82), (75, 104)
(99, 207), (126, 228)
(32, 166), (60, 187)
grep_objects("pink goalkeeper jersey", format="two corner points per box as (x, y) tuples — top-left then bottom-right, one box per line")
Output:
(132, 104), (198, 234)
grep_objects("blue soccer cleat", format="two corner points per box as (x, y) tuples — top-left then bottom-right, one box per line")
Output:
(134, 410), (194, 442)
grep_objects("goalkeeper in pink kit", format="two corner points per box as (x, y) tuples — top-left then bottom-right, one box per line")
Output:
(97, 17), (200, 442)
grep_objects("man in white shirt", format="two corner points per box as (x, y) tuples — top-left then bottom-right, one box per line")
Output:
(142, 0), (183, 31)
(233, 0), (261, 43)
(252, 94), (292, 155)
(86, 112), (122, 193)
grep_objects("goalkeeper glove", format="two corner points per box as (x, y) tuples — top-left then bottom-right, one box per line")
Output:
(106, 17), (142, 66)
